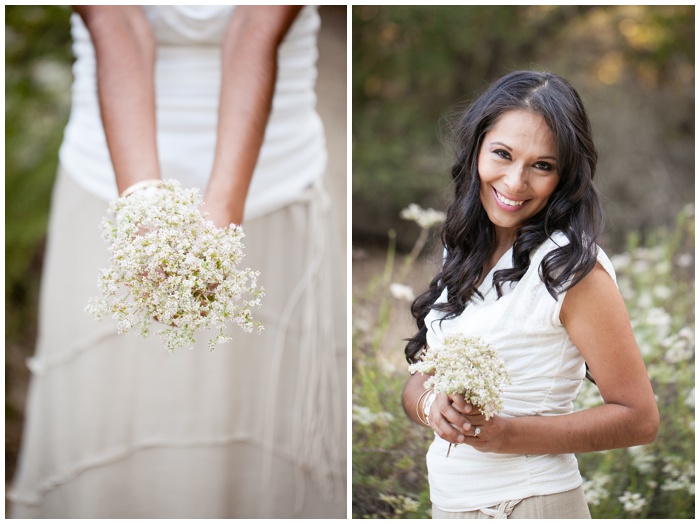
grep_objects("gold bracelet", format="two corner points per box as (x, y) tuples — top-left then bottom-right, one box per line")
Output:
(120, 179), (163, 199)
(416, 388), (432, 427)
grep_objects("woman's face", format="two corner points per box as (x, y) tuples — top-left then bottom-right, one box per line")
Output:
(478, 109), (560, 243)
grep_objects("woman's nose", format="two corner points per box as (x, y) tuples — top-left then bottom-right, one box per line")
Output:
(503, 163), (528, 192)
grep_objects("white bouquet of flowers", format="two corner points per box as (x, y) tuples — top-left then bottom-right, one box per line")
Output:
(409, 334), (511, 420)
(86, 179), (263, 353)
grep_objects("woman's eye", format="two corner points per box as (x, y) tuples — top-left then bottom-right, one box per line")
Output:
(534, 161), (553, 171)
(494, 149), (510, 159)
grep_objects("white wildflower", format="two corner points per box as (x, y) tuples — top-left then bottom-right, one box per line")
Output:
(400, 203), (446, 229)
(610, 252), (631, 271)
(645, 307), (673, 340)
(662, 327), (695, 364)
(582, 473), (610, 506)
(661, 458), (695, 495)
(379, 494), (420, 515)
(628, 445), (656, 475)
(637, 291), (653, 309)
(632, 259), (650, 274)
(408, 335), (511, 420)
(619, 491), (646, 515)
(86, 179), (263, 353)
(653, 285), (672, 301)
(352, 404), (394, 426)
(389, 282), (415, 302)
(676, 253), (693, 268)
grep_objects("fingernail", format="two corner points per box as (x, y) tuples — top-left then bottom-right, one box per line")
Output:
(457, 434), (465, 443)
(463, 423), (471, 431)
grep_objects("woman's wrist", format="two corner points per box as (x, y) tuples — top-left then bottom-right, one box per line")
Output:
(416, 388), (435, 428)
(120, 178), (163, 198)
(202, 186), (245, 227)
(423, 390), (436, 426)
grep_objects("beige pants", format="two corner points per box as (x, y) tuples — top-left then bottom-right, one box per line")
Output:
(432, 486), (591, 519)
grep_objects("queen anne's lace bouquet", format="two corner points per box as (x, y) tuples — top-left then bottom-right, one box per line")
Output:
(408, 334), (511, 420)
(86, 179), (263, 353)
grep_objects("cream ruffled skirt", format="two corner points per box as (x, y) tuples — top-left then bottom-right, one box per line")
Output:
(9, 169), (347, 518)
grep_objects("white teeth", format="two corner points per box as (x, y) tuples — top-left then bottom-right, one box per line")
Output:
(496, 190), (524, 207)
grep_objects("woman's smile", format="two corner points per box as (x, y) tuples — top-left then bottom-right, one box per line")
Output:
(492, 186), (527, 209)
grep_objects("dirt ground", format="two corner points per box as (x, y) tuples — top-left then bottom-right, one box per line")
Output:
(352, 243), (441, 371)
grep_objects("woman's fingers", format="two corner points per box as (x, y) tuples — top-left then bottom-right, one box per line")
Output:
(429, 394), (471, 443)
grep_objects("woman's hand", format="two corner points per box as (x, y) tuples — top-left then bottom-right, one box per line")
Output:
(427, 393), (476, 444)
(429, 395), (509, 453)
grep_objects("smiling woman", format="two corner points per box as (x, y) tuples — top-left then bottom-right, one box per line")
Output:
(401, 70), (658, 519)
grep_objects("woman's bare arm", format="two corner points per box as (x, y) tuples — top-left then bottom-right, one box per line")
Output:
(203, 6), (302, 227)
(73, 6), (160, 194)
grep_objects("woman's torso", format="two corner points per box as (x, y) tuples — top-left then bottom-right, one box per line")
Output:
(424, 231), (616, 511)
(59, 5), (326, 221)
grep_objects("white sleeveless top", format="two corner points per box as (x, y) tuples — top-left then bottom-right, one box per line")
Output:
(424, 231), (617, 512)
(59, 5), (326, 221)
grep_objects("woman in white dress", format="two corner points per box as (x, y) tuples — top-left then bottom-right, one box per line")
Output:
(9, 5), (346, 519)
(402, 71), (658, 518)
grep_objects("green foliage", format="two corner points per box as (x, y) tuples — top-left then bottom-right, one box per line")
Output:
(352, 205), (694, 518)
(5, 6), (72, 341)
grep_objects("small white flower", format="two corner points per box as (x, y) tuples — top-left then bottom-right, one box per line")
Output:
(652, 285), (672, 301)
(676, 253), (693, 268)
(619, 491), (646, 515)
(400, 203), (446, 229)
(627, 445), (656, 475)
(661, 458), (695, 495)
(352, 404), (394, 426)
(582, 473), (610, 506)
(610, 252), (632, 271)
(379, 493), (420, 515)
(389, 282), (415, 302)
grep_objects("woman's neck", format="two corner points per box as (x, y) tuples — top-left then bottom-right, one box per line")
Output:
(493, 227), (516, 259)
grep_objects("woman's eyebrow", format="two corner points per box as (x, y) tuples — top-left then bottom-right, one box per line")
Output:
(489, 141), (557, 161)
(490, 141), (512, 151)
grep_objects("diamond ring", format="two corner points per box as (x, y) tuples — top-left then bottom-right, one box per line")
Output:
(473, 426), (481, 437)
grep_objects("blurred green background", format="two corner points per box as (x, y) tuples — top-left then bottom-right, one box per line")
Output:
(6, 5), (73, 484)
(352, 5), (694, 519)
(352, 5), (694, 251)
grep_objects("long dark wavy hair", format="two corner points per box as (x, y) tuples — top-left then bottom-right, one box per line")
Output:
(405, 70), (605, 363)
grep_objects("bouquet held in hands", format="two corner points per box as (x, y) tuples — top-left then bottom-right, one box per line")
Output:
(87, 179), (263, 353)
(409, 335), (511, 455)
